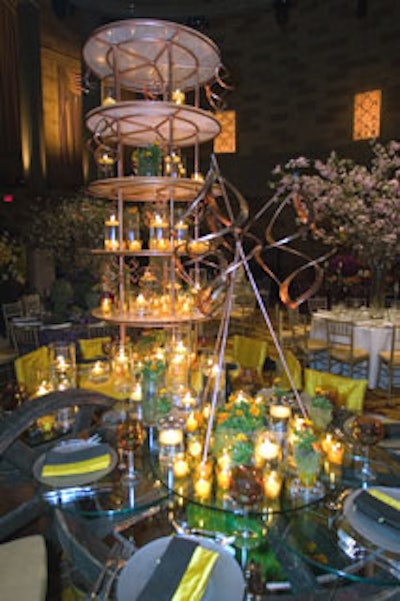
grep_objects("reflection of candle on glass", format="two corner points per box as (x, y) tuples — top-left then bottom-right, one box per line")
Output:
(263, 470), (283, 500)
(217, 449), (231, 470)
(216, 468), (231, 491)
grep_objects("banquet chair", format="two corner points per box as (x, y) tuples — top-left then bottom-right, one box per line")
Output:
(2, 300), (23, 341)
(9, 322), (40, 355)
(377, 323), (400, 401)
(326, 319), (369, 379)
(78, 336), (111, 361)
(304, 368), (367, 413)
(292, 317), (328, 371)
(21, 293), (42, 317)
(14, 346), (49, 396)
(231, 334), (268, 378)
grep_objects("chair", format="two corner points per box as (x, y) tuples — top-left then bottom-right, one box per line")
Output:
(231, 334), (268, 378)
(307, 296), (328, 313)
(1, 300), (23, 342)
(14, 346), (50, 396)
(377, 324), (400, 401)
(304, 368), (368, 413)
(292, 317), (328, 372)
(78, 336), (111, 361)
(326, 319), (369, 379)
(21, 293), (42, 317)
(1, 535), (47, 601)
(9, 322), (40, 355)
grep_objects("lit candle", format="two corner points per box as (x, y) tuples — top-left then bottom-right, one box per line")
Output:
(263, 470), (283, 500)
(136, 293), (147, 315)
(321, 433), (333, 454)
(127, 239), (142, 251)
(187, 436), (202, 460)
(101, 297), (112, 315)
(270, 405), (292, 420)
(216, 468), (231, 491)
(159, 428), (184, 447)
(217, 449), (231, 470)
(130, 381), (142, 402)
(186, 411), (199, 433)
(194, 464), (212, 500)
(255, 436), (280, 465)
(35, 380), (53, 397)
(173, 454), (190, 479)
(327, 441), (344, 465)
(172, 88), (185, 105)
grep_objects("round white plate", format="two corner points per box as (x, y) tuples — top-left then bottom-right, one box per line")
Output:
(117, 535), (245, 601)
(342, 487), (400, 554)
(33, 445), (117, 488)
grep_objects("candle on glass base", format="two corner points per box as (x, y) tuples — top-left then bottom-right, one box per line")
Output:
(186, 411), (199, 433)
(327, 441), (344, 465)
(90, 360), (108, 384)
(194, 462), (212, 501)
(173, 453), (190, 479)
(187, 434), (202, 461)
(216, 467), (231, 491)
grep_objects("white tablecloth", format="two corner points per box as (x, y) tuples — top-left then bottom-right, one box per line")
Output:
(311, 312), (393, 389)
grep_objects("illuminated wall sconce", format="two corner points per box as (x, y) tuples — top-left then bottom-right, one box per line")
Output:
(353, 90), (381, 141)
(213, 110), (236, 154)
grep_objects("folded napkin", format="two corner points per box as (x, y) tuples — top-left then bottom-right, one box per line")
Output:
(137, 537), (219, 601)
(41, 442), (111, 477)
(354, 489), (400, 530)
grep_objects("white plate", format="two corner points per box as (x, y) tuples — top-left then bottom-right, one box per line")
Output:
(33, 444), (117, 488)
(117, 535), (245, 601)
(342, 487), (400, 554)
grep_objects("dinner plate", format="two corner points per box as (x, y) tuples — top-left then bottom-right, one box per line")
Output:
(33, 444), (117, 488)
(342, 487), (400, 554)
(117, 535), (246, 601)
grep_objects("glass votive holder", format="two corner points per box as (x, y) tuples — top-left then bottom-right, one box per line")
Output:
(193, 459), (213, 501)
(186, 433), (203, 462)
(104, 213), (120, 251)
(111, 342), (133, 394)
(149, 212), (170, 251)
(158, 416), (185, 465)
(49, 342), (77, 390)
(263, 468), (283, 501)
(89, 360), (110, 384)
(173, 452), (190, 479)
(254, 430), (282, 469)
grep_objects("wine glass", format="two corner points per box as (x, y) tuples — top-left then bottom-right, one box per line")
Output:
(229, 464), (264, 550)
(116, 414), (145, 483)
(351, 415), (384, 485)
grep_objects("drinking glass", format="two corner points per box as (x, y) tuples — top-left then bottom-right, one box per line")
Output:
(351, 414), (384, 485)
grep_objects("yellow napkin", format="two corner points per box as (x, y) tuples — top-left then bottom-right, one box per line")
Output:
(79, 337), (111, 360)
(41, 454), (111, 477)
(172, 546), (219, 601)
(41, 443), (111, 477)
(14, 346), (49, 395)
(369, 489), (400, 512)
(304, 369), (367, 412)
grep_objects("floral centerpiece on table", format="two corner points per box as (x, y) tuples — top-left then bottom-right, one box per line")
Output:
(213, 391), (265, 465)
(292, 426), (322, 486)
(304, 393), (333, 432)
(269, 140), (400, 310)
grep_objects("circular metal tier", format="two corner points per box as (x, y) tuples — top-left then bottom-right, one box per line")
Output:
(92, 308), (209, 327)
(87, 176), (206, 201)
(82, 19), (221, 93)
(86, 101), (221, 148)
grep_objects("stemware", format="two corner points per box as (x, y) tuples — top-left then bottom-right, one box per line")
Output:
(116, 413), (145, 484)
(351, 414), (384, 485)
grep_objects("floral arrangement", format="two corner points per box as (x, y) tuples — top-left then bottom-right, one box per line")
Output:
(215, 392), (264, 433)
(293, 426), (322, 476)
(0, 230), (26, 285)
(142, 358), (166, 380)
(269, 140), (400, 272)
(304, 393), (333, 431)
(131, 142), (163, 176)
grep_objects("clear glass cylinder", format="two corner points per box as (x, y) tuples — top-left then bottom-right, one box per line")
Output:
(104, 213), (120, 251)
(148, 210), (170, 251)
(125, 208), (142, 251)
